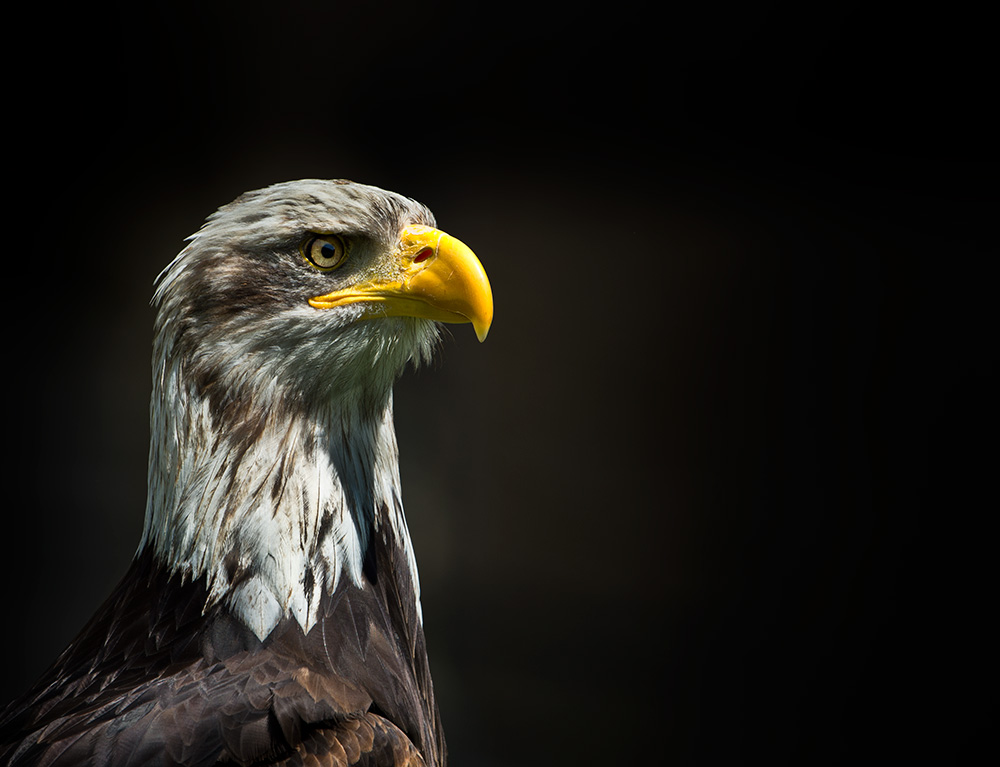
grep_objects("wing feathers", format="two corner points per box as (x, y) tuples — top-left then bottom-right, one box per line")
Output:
(1, 539), (442, 766)
(276, 714), (425, 767)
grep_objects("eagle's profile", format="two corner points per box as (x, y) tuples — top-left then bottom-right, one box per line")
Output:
(0, 180), (492, 766)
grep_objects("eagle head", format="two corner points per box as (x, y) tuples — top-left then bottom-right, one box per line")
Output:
(152, 179), (491, 407)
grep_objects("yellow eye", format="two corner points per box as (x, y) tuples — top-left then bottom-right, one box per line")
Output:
(303, 235), (348, 271)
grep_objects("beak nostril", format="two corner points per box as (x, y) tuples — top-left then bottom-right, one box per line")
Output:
(413, 248), (433, 264)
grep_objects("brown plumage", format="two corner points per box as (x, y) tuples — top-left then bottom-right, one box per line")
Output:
(0, 180), (492, 766)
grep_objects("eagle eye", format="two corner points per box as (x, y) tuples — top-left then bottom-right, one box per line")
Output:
(303, 235), (348, 271)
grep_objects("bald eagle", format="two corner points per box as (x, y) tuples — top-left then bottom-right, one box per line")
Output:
(0, 180), (492, 766)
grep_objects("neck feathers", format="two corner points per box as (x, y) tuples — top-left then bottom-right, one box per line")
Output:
(139, 344), (420, 640)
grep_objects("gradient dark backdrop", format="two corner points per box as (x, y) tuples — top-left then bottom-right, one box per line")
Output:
(3, 2), (991, 764)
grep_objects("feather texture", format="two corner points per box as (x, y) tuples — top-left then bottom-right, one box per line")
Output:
(0, 180), (459, 766)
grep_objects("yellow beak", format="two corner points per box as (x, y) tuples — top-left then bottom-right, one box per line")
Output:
(309, 225), (493, 342)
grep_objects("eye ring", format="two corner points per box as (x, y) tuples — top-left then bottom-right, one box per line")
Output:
(302, 234), (348, 271)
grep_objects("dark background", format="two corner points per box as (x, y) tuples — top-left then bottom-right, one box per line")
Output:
(3, 2), (992, 764)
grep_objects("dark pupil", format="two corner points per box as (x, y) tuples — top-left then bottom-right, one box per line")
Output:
(320, 243), (338, 263)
